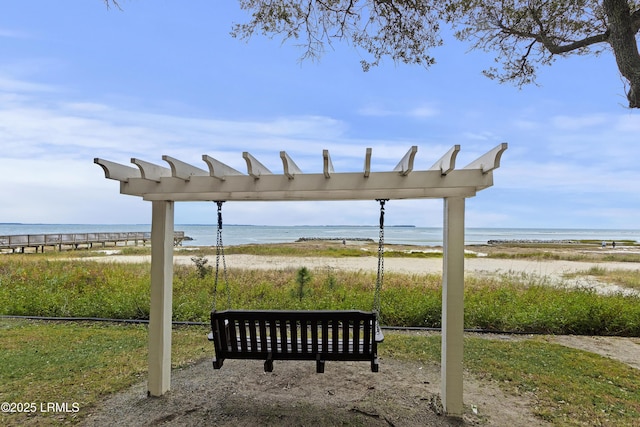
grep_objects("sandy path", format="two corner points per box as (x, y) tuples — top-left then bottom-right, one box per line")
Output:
(88, 253), (640, 276)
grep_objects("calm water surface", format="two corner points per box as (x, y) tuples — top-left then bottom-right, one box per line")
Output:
(2, 224), (639, 247)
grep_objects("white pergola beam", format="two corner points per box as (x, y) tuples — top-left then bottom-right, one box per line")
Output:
(243, 152), (273, 179)
(131, 158), (172, 182)
(463, 143), (508, 173)
(119, 169), (492, 202)
(429, 145), (460, 175)
(162, 155), (208, 181)
(94, 158), (141, 182)
(323, 149), (334, 178)
(363, 148), (372, 178)
(394, 145), (418, 176)
(202, 155), (244, 180)
(280, 151), (303, 179)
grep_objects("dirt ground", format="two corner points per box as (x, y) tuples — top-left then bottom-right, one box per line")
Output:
(81, 339), (542, 426)
(81, 331), (640, 427)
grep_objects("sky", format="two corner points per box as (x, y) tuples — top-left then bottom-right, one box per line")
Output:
(1, 1), (639, 229)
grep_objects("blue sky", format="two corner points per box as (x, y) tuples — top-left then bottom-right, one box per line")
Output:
(1, 1), (639, 228)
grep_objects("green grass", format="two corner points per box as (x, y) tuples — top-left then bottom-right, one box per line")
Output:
(464, 275), (640, 336)
(487, 251), (567, 260)
(222, 244), (446, 258)
(0, 319), (209, 426)
(2, 320), (639, 426)
(1, 257), (639, 335)
(465, 337), (640, 426)
(486, 249), (640, 263)
(384, 333), (640, 426)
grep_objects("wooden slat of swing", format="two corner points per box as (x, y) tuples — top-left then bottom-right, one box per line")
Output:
(210, 310), (379, 373)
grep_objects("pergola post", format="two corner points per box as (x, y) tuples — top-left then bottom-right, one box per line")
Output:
(441, 196), (465, 417)
(148, 200), (174, 396)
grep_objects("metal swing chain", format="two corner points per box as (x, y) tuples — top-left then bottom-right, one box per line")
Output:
(373, 199), (387, 317)
(212, 201), (230, 312)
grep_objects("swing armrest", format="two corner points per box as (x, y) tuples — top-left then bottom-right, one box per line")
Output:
(374, 320), (384, 343)
(209, 317), (230, 342)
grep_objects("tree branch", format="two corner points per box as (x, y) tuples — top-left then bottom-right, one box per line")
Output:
(103, 0), (121, 10)
(631, 8), (640, 33)
(541, 32), (611, 54)
(495, 22), (609, 55)
(519, 39), (536, 75)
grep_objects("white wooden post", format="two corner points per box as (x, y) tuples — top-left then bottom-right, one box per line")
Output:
(441, 196), (465, 417)
(148, 200), (174, 396)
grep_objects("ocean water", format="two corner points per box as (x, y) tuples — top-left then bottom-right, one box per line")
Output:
(2, 224), (640, 247)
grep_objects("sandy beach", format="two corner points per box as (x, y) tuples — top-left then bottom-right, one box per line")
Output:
(87, 248), (640, 296)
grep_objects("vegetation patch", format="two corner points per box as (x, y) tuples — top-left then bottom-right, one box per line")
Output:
(384, 333), (640, 426)
(0, 319), (209, 426)
(1, 257), (639, 336)
(564, 267), (640, 291)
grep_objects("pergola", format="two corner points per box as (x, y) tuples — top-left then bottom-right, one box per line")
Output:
(95, 143), (507, 417)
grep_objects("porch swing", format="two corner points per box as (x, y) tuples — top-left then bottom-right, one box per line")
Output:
(208, 200), (388, 373)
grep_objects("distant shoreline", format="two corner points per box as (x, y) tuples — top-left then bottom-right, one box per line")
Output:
(2, 225), (639, 248)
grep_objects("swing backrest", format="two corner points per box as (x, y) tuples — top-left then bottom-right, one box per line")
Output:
(211, 309), (378, 362)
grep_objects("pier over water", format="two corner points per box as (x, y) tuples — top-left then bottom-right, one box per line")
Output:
(0, 231), (186, 253)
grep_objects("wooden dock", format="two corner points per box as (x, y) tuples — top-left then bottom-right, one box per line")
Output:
(0, 231), (186, 253)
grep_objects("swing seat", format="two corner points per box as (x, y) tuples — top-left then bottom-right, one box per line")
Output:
(209, 310), (380, 373)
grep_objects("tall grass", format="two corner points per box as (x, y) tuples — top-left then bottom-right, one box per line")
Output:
(465, 275), (640, 335)
(487, 250), (640, 263)
(1, 257), (639, 336)
(0, 258), (150, 319)
(565, 266), (640, 290)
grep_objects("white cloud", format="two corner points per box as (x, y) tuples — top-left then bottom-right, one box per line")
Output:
(357, 103), (439, 119)
(0, 28), (30, 39)
(460, 131), (500, 141)
(613, 114), (640, 133)
(551, 113), (609, 130)
(2, 66), (639, 228)
(407, 105), (439, 118)
(0, 76), (57, 93)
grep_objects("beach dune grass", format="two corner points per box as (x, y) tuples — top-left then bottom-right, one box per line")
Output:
(564, 266), (640, 291)
(1, 257), (639, 336)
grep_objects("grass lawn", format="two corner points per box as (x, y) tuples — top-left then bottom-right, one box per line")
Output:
(1, 319), (639, 426)
(0, 319), (209, 426)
